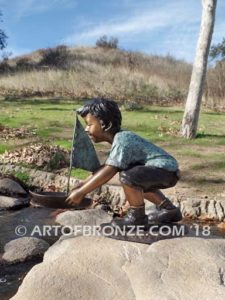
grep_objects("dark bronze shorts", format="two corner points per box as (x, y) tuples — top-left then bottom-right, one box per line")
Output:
(119, 166), (180, 192)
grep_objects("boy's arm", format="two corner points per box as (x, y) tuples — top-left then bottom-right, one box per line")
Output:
(66, 165), (118, 205)
(71, 173), (94, 190)
(70, 165), (108, 191)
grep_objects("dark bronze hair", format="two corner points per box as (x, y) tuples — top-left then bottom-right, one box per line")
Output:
(77, 98), (122, 135)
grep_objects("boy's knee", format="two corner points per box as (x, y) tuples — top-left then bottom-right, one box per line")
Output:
(119, 170), (133, 186)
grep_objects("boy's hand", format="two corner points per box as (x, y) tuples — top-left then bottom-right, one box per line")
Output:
(65, 189), (84, 206)
(65, 166), (118, 206)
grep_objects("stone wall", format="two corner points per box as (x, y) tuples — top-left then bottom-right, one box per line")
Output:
(1, 164), (225, 222)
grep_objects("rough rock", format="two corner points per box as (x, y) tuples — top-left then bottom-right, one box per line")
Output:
(2, 237), (50, 263)
(215, 202), (225, 222)
(217, 222), (225, 230)
(207, 200), (217, 220)
(11, 236), (225, 300)
(0, 195), (29, 210)
(0, 178), (27, 195)
(179, 198), (225, 221)
(0, 164), (79, 192)
(56, 207), (112, 227)
(99, 184), (126, 207)
(180, 198), (201, 218)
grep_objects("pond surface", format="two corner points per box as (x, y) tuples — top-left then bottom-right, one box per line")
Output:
(0, 206), (60, 300)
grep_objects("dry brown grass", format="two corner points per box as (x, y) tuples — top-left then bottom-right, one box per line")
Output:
(205, 61), (225, 109)
(1, 46), (223, 108)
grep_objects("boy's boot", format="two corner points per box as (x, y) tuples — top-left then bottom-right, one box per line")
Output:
(111, 205), (148, 229)
(148, 198), (182, 223)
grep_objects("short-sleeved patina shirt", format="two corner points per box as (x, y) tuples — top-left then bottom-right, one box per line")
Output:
(105, 130), (178, 171)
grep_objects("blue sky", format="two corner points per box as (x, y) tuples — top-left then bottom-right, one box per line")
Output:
(0, 0), (224, 62)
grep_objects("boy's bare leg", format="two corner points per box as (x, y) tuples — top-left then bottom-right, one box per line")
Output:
(120, 188), (167, 213)
(121, 184), (144, 207)
(143, 190), (166, 206)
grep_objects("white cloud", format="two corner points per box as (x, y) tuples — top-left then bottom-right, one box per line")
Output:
(64, 1), (200, 43)
(1, 0), (76, 20)
(63, 0), (225, 62)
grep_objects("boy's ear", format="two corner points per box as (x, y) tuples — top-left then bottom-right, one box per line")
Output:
(104, 122), (112, 132)
(100, 120), (112, 132)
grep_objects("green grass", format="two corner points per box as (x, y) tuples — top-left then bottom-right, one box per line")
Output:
(1, 98), (225, 183)
(13, 171), (30, 184)
(122, 106), (225, 148)
(0, 144), (11, 154)
(54, 139), (72, 150)
(1, 99), (225, 148)
(71, 168), (90, 179)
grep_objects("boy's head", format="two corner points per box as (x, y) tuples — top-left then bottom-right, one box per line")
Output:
(77, 98), (122, 143)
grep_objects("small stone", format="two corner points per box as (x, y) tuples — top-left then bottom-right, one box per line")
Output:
(217, 222), (225, 230)
(200, 199), (209, 215)
(215, 202), (225, 222)
(0, 178), (27, 195)
(207, 200), (217, 220)
(0, 195), (28, 210)
(3, 237), (50, 263)
(182, 198), (201, 218)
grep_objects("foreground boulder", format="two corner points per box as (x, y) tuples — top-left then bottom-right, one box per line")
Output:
(2, 237), (50, 264)
(12, 236), (225, 300)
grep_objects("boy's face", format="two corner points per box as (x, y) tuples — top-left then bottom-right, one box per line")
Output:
(83, 113), (106, 143)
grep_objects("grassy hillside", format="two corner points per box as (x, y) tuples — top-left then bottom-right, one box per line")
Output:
(0, 45), (224, 109)
(0, 46), (191, 105)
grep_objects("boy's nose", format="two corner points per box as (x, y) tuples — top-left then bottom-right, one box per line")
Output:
(85, 126), (89, 133)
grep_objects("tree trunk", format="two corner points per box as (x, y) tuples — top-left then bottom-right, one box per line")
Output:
(181, 0), (217, 138)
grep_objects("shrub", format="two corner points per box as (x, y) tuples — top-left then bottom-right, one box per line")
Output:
(16, 57), (34, 71)
(96, 35), (118, 49)
(0, 60), (11, 74)
(164, 86), (186, 102)
(121, 101), (143, 111)
(39, 45), (70, 68)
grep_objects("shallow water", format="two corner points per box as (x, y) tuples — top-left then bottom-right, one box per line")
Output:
(0, 207), (60, 252)
(0, 206), (60, 300)
(0, 258), (42, 300)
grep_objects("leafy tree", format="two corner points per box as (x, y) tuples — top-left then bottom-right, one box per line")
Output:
(0, 11), (7, 50)
(210, 38), (225, 61)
